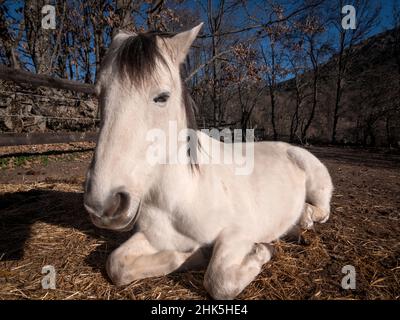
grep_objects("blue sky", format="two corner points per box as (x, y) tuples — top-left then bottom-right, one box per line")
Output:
(375, 0), (399, 32)
(5, 0), (398, 36)
(5, 0), (398, 29)
(2, 0), (398, 80)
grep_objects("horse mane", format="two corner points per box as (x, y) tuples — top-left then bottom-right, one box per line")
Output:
(116, 31), (172, 87)
(113, 30), (199, 170)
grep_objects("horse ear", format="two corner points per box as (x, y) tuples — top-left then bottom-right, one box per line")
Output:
(112, 28), (122, 39)
(112, 29), (136, 42)
(169, 23), (203, 64)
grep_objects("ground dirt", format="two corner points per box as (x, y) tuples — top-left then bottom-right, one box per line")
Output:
(0, 143), (399, 299)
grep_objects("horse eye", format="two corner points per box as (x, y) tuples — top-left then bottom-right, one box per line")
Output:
(153, 92), (170, 104)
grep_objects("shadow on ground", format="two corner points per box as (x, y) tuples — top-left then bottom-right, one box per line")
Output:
(0, 189), (131, 275)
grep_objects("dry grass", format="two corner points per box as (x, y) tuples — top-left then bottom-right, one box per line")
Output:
(0, 145), (399, 300)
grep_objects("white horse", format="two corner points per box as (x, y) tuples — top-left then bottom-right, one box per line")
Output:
(84, 24), (333, 300)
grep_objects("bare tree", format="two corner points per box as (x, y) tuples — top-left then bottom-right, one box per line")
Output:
(0, 4), (21, 68)
(285, 46), (311, 143)
(223, 43), (266, 139)
(204, 0), (226, 126)
(260, 25), (287, 141)
(292, 11), (331, 142)
(329, 0), (381, 143)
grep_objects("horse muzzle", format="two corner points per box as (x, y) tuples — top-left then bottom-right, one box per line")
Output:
(84, 189), (141, 231)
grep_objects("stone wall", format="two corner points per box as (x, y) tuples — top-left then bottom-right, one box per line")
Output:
(0, 80), (99, 133)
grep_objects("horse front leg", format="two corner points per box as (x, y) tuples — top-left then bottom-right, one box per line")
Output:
(204, 228), (274, 300)
(106, 232), (206, 286)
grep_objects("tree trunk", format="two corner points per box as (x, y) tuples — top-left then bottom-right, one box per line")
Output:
(268, 85), (278, 140)
(290, 81), (301, 143)
(302, 72), (318, 142)
(331, 31), (346, 143)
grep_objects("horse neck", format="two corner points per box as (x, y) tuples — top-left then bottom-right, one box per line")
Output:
(148, 129), (213, 212)
(157, 131), (226, 206)
(147, 159), (197, 215)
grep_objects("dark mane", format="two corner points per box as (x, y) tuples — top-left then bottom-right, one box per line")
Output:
(115, 31), (199, 169)
(116, 31), (173, 86)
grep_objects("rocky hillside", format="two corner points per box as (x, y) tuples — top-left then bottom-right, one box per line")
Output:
(252, 27), (400, 147)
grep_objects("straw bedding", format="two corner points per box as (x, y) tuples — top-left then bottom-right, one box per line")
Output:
(0, 144), (399, 299)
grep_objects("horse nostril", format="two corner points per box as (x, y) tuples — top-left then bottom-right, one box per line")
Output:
(103, 191), (131, 219)
(84, 189), (131, 220)
(84, 197), (103, 218)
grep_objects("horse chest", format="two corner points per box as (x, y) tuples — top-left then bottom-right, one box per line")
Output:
(137, 207), (201, 252)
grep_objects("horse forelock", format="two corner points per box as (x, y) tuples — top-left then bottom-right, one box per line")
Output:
(116, 32), (170, 87)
